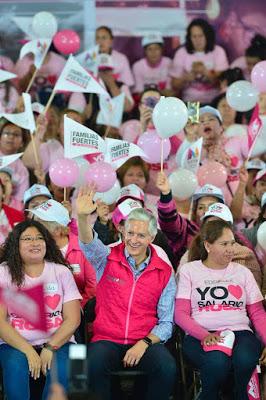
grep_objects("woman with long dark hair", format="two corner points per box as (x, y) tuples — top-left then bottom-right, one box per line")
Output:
(170, 18), (229, 103)
(0, 220), (81, 400)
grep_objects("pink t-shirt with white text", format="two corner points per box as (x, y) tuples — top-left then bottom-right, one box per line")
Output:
(0, 261), (81, 346)
(176, 260), (263, 332)
(170, 45), (229, 103)
(132, 57), (172, 93)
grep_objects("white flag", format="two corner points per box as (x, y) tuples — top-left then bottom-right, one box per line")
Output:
(97, 93), (125, 128)
(1, 93), (36, 133)
(32, 102), (45, 114)
(12, 17), (36, 39)
(0, 153), (23, 169)
(64, 115), (106, 159)
(54, 55), (107, 95)
(0, 69), (17, 83)
(104, 138), (147, 170)
(19, 38), (51, 69)
(75, 45), (99, 76)
(180, 137), (203, 174)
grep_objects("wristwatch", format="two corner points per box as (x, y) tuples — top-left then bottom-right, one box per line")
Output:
(43, 343), (58, 352)
(142, 336), (153, 346)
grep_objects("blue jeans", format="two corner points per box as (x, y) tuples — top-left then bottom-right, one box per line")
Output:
(0, 343), (70, 400)
(87, 340), (177, 400)
(183, 331), (261, 400)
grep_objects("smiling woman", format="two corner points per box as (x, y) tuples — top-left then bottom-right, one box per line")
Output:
(0, 219), (81, 400)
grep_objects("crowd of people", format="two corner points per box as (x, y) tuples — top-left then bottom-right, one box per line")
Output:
(0, 15), (266, 400)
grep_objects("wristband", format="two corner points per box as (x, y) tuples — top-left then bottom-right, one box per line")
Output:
(43, 343), (58, 352)
(142, 337), (153, 346)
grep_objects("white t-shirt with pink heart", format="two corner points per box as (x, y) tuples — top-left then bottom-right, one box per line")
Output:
(176, 260), (263, 332)
(0, 261), (82, 346)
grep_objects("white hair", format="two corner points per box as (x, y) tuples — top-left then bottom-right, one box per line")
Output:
(125, 208), (157, 238)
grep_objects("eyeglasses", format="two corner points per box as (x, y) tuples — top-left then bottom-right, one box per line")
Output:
(20, 236), (45, 243)
(2, 131), (22, 139)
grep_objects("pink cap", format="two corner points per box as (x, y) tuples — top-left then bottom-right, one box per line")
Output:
(112, 198), (143, 227)
(203, 330), (235, 356)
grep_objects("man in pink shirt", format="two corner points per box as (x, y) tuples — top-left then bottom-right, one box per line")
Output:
(132, 33), (172, 95)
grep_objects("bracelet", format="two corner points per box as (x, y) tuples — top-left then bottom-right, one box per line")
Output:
(43, 343), (58, 352)
(142, 336), (153, 347)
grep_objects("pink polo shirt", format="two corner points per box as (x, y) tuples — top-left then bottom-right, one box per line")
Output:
(132, 57), (172, 93)
(0, 261), (82, 346)
(111, 49), (134, 87)
(176, 260), (263, 332)
(170, 45), (229, 103)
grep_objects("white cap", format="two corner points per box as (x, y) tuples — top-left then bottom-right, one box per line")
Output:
(261, 192), (266, 208)
(201, 203), (233, 224)
(98, 53), (114, 70)
(112, 198), (143, 226)
(141, 33), (164, 47)
(246, 159), (265, 171)
(117, 184), (145, 205)
(193, 184), (224, 203)
(28, 199), (70, 227)
(199, 106), (223, 123)
(23, 184), (52, 205)
(253, 169), (266, 185)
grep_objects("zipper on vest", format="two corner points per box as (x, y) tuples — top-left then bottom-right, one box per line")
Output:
(124, 276), (139, 344)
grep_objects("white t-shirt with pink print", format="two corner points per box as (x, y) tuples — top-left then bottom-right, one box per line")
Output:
(176, 260), (263, 332)
(0, 261), (82, 346)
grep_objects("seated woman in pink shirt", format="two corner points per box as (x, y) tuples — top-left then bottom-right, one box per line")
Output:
(175, 219), (266, 400)
(132, 33), (172, 96)
(230, 34), (266, 81)
(0, 219), (81, 399)
(0, 121), (29, 204)
(171, 18), (229, 104)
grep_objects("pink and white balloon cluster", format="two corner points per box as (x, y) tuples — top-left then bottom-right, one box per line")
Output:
(31, 11), (81, 55)
(226, 61), (266, 112)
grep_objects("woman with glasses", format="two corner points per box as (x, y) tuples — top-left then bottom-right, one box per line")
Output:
(0, 120), (29, 205)
(0, 220), (81, 400)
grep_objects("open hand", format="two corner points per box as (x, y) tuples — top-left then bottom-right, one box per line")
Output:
(156, 171), (171, 195)
(76, 184), (97, 216)
(123, 340), (148, 367)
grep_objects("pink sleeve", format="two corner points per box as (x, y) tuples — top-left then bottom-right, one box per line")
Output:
(13, 165), (29, 202)
(6, 86), (19, 113)
(247, 302), (266, 345)
(169, 48), (185, 77)
(61, 268), (82, 304)
(0, 56), (15, 72)
(132, 60), (145, 93)
(175, 298), (209, 340)
(68, 92), (87, 113)
(118, 54), (134, 87)
(245, 268), (264, 305)
(214, 46), (229, 71)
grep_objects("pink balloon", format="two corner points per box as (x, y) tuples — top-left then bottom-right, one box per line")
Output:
(85, 161), (117, 193)
(197, 161), (228, 188)
(49, 158), (79, 187)
(251, 61), (266, 92)
(137, 129), (171, 164)
(53, 30), (80, 55)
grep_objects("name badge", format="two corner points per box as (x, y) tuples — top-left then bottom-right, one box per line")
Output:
(71, 264), (81, 274)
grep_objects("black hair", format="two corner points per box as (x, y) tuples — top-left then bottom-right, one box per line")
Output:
(140, 85), (161, 102)
(0, 220), (69, 287)
(96, 26), (114, 39)
(218, 68), (245, 86)
(185, 18), (215, 54)
(211, 92), (243, 124)
(246, 34), (266, 60)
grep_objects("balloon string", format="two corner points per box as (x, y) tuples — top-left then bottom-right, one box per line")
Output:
(160, 140), (164, 172)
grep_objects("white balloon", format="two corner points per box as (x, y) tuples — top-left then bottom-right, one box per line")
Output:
(94, 180), (121, 205)
(32, 12), (58, 39)
(73, 157), (90, 188)
(257, 222), (266, 251)
(168, 168), (198, 201)
(224, 124), (247, 138)
(226, 80), (259, 112)
(152, 97), (188, 139)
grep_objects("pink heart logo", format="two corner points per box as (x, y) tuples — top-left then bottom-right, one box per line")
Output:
(228, 285), (242, 299)
(45, 294), (61, 310)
